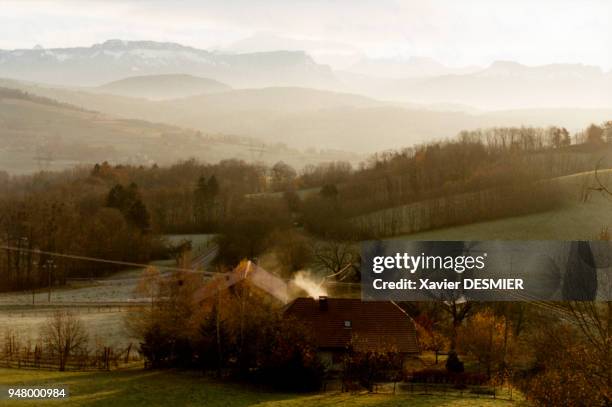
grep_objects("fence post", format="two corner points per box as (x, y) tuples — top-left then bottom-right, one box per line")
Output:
(104, 347), (110, 370)
(125, 343), (132, 363)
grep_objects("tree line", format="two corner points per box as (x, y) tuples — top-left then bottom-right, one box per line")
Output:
(1, 122), (610, 289)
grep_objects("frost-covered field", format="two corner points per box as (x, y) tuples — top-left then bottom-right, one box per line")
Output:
(0, 261), (169, 351)
(0, 307), (136, 349)
(0, 270), (148, 349)
(0, 236), (217, 351)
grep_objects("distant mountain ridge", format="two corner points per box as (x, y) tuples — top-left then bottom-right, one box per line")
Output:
(0, 39), (336, 88)
(224, 32), (363, 69)
(476, 60), (604, 79)
(365, 60), (612, 109)
(348, 56), (481, 78)
(2, 39), (611, 109)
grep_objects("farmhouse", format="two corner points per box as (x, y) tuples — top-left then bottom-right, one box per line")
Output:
(284, 297), (419, 370)
(193, 260), (289, 304)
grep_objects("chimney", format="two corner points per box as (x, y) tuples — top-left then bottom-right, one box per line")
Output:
(319, 296), (328, 311)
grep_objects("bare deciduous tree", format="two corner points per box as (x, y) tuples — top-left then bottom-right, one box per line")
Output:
(40, 311), (88, 371)
(313, 240), (357, 281)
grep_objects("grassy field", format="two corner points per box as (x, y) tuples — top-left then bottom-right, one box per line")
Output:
(388, 169), (612, 241)
(395, 197), (610, 241)
(0, 368), (525, 407)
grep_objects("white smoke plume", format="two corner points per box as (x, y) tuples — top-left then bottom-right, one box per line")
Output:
(290, 270), (328, 299)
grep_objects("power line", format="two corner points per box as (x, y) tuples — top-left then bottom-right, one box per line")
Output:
(0, 244), (598, 320)
(0, 245), (219, 276)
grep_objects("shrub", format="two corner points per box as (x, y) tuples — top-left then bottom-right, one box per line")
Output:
(254, 352), (326, 392)
(140, 324), (172, 368)
(342, 342), (403, 392)
(445, 350), (464, 373)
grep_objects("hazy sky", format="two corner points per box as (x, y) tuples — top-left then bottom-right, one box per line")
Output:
(2, 0), (611, 69)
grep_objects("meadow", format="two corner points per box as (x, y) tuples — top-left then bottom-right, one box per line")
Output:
(0, 368), (525, 407)
(388, 169), (612, 241)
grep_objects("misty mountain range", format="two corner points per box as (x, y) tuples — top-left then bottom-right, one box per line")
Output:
(1, 38), (612, 174)
(373, 61), (612, 109)
(0, 39), (336, 89)
(347, 56), (481, 78)
(1, 39), (611, 109)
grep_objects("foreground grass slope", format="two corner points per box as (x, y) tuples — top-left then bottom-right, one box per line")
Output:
(0, 368), (523, 407)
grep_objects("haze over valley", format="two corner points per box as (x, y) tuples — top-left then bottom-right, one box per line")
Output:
(0, 0), (611, 173)
(1, 39), (611, 172)
(1, 3), (612, 405)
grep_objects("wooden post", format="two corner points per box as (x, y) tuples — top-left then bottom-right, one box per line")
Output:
(125, 343), (132, 363)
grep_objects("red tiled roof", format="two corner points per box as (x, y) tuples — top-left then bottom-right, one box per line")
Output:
(284, 297), (419, 354)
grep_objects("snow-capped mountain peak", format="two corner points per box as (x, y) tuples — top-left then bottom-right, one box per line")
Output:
(0, 39), (335, 88)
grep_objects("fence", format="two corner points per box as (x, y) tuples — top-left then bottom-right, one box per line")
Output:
(322, 379), (516, 401)
(380, 381), (515, 401)
(0, 343), (140, 371)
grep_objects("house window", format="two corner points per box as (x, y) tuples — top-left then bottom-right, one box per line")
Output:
(344, 320), (352, 328)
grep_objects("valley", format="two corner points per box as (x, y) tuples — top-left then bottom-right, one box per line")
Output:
(0, 9), (611, 404)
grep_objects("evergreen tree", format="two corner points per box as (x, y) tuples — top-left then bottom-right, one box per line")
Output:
(106, 183), (150, 232)
(127, 198), (151, 232)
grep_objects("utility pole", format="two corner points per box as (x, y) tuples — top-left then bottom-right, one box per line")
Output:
(32, 259), (37, 306)
(44, 259), (57, 303)
(16, 236), (28, 294)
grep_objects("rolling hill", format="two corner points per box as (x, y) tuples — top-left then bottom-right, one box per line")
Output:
(0, 87), (360, 174)
(1, 77), (610, 154)
(0, 87), (202, 173)
(97, 74), (231, 100)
